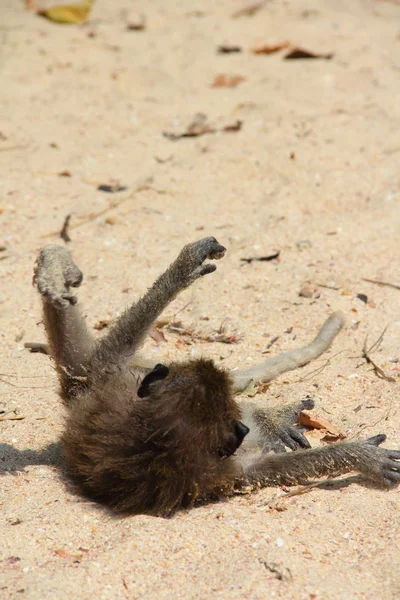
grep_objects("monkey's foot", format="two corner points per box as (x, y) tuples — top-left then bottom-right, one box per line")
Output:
(177, 237), (226, 284)
(358, 435), (400, 487)
(34, 244), (83, 308)
(261, 397), (315, 454)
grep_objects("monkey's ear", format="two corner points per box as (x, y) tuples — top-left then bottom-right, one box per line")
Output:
(137, 364), (170, 398)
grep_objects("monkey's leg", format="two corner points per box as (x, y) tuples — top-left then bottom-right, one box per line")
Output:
(231, 312), (345, 393)
(241, 435), (400, 488)
(34, 244), (94, 398)
(90, 237), (226, 369)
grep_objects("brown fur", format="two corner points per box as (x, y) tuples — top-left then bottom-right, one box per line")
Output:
(33, 239), (400, 516)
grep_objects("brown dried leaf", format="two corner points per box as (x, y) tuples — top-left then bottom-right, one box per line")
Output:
(251, 41), (289, 55)
(232, 1), (265, 18)
(218, 45), (242, 54)
(222, 120), (242, 132)
(55, 548), (83, 560)
(163, 114), (242, 141)
(37, 0), (94, 24)
(126, 15), (146, 31)
(212, 74), (246, 88)
(299, 410), (345, 439)
(175, 339), (187, 350)
(94, 319), (110, 331)
(284, 47), (334, 60)
(149, 326), (167, 343)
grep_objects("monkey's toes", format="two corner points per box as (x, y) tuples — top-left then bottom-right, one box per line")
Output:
(196, 264), (217, 278)
(192, 237), (226, 262)
(301, 396), (315, 411)
(365, 434), (386, 447)
(35, 245), (83, 307)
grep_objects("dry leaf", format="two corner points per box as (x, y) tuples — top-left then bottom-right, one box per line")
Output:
(163, 113), (242, 141)
(251, 41), (289, 54)
(218, 45), (242, 54)
(284, 47), (333, 60)
(232, 1), (265, 18)
(149, 326), (167, 343)
(241, 252), (280, 264)
(299, 410), (345, 439)
(97, 183), (127, 193)
(298, 284), (317, 298)
(55, 549), (83, 560)
(175, 339), (186, 350)
(94, 319), (110, 331)
(37, 0), (95, 24)
(212, 74), (246, 88)
(126, 15), (146, 31)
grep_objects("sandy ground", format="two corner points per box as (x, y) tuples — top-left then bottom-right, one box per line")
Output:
(1, 1), (400, 598)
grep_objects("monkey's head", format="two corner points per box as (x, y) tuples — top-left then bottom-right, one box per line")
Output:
(137, 359), (249, 460)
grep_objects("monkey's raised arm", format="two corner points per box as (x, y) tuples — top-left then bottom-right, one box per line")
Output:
(231, 312), (345, 393)
(89, 237), (226, 370)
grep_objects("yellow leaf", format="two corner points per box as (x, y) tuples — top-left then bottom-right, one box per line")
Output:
(37, 0), (95, 24)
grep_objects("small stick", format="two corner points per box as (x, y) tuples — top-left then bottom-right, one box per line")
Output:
(0, 413), (25, 421)
(24, 342), (50, 354)
(41, 183), (150, 238)
(361, 278), (400, 291)
(60, 214), (72, 242)
(262, 335), (279, 353)
(362, 333), (395, 383)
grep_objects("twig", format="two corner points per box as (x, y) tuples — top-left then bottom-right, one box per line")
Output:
(316, 282), (340, 290)
(24, 342), (50, 354)
(362, 329), (395, 382)
(0, 144), (29, 152)
(262, 335), (279, 353)
(260, 478), (338, 507)
(361, 278), (400, 291)
(294, 350), (345, 383)
(60, 214), (72, 242)
(41, 183), (150, 238)
(0, 413), (25, 421)
(349, 405), (392, 440)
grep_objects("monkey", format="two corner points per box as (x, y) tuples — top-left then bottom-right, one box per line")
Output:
(33, 238), (400, 516)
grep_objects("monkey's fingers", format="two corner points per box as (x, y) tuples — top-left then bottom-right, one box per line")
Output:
(365, 434), (386, 446)
(262, 425), (311, 454)
(35, 244), (83, 308)
(195, 264), (217, 278)
(188, 237), (226, 263)
(360, 435), (400, 486)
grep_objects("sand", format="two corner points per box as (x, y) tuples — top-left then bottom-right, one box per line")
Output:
(1, 1), (400, 598)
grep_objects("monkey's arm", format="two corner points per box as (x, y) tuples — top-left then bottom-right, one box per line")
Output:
(34, 245), (95, 398)
(89, 237), (226, 369)
(231, 312), (345, 393)
(240, 435), (400, 488)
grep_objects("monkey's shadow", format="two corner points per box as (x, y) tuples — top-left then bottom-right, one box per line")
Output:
(0, 441), (63, 473)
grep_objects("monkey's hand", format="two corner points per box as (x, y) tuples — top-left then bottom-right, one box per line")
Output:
(174, 237), (226, 285)
(34, 244), (83, 308)
(258, 397), (315, 453)
(354, 435), (400, 487)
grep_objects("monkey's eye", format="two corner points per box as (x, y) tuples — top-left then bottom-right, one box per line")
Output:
(219, 421), (250, 459)
(137, 363), (170, 398)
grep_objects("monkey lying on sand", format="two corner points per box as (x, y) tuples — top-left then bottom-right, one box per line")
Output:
(34, 238), (400, 516)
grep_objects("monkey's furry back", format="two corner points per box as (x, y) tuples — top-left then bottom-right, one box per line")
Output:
(62, 359), (241, 515)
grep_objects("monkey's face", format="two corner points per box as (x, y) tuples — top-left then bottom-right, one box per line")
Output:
(218, 421), (250, 458)
(137, 359), (249, 460)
